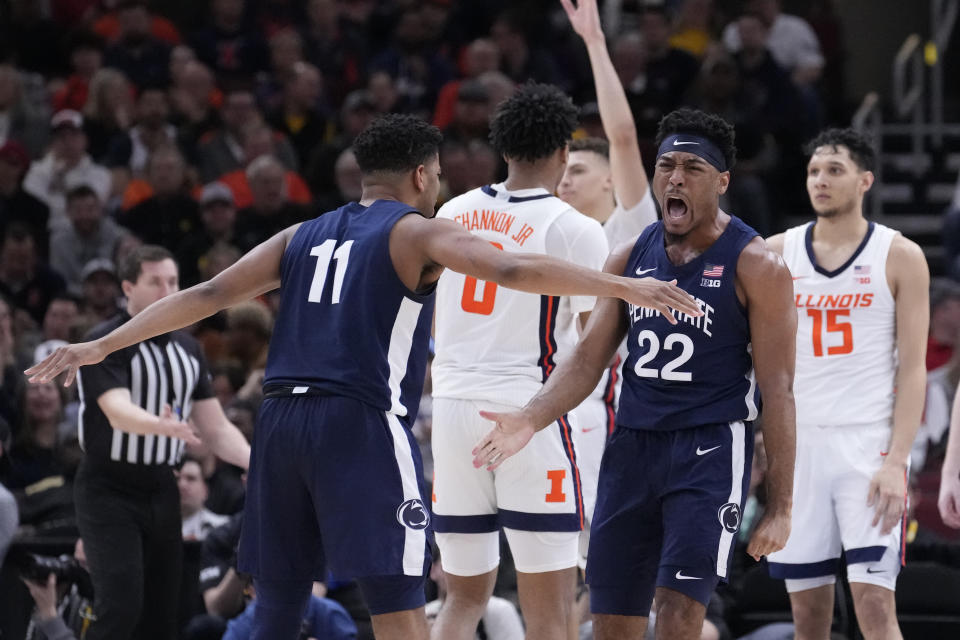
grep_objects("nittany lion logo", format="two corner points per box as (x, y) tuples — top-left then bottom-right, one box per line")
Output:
(396, 499), (430, 530)
(717, 502), (741, 534)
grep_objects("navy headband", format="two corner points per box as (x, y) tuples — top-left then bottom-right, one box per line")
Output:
(656, 133), (728, 172)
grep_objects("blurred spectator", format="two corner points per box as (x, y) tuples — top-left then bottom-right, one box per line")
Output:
(49, 185), (122, 295)
(476, 70), (516, 113)
(370, 8), (454, 117)
(189, 0), (270, 87)
(199, 242), (242, 283)
(196, 89), (299, 183)
(78, 258), (122, 326)
(170, 59), (224, 156)
(433, 38), (500, 129)
(1, 0), (68, 77)
(367, 70), (402, 115)
(640, 7), (701, 118)
(0, 63), (50, 159)
(0, 140), (50, 258)
(0, 296), (26, 430)
(179, 456), (229, 541)
(0, 416), (16, 567)
(81, 68), (135, 164)
(196, 510), (245, 630)
(0, 381), (77, 537)
(302, 0), (367, 104)
(92, 0), (182, 46)
(210, 363), (247, 409)
(0, 222), (66, 326)
(268, 62), (329, 168)
(929, 278), (960, 371)
(224, 302), (273, 372)
(232, 154), (312, 251)
(669, 0), (716, 58)
(41, 294), (80, 345)
(52, 30), (106, 113)
(491, 8), (561, 86)
(102, 0), (172, 89)
(333, 148), (363, 204)
(722, 0), (824, 87)
(441, 80), (492, 146)
(118, 146), (201, 247)
(258, 28), (307, 114)
(110, 87), (178, 177)
(223, 587), (357, 640)
(23, 109), (112, 229)
(304, 89), (377, 202)
(439, 139), (498, 202)
(944, 173), (960, 280)
(178, 182), (239, 287)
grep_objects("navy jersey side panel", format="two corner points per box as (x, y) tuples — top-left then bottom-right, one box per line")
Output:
(617, 216), (760, 431)
(263, 201), (435, 424)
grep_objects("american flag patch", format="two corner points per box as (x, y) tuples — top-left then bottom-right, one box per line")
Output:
(702, 264), (724, 277)
(854, 265), (871, 275)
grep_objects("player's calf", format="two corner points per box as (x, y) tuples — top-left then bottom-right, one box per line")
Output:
(849, 582), (902, 640)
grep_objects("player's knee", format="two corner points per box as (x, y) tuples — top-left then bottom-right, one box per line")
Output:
(852, 587), (897, 635)
(790, 594), (833, 635)
(653, 590), (703, 630)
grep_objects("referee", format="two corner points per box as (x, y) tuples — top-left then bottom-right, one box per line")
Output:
(74, 245), (250, 640)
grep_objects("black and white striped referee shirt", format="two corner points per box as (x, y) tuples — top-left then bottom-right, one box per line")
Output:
(77, 311), (214, 470)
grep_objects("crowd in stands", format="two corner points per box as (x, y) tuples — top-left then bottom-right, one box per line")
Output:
(0, 1), (957, 639)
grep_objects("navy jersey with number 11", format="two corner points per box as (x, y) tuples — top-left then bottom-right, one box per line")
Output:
(617, 216), (760, 431)
(263, 200), (435, 426)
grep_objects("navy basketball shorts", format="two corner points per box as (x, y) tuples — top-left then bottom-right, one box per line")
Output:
(586, 421), (753, 616)
(237, 393), (430, 614)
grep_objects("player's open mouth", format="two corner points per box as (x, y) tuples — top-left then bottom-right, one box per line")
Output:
(666, 197), (688, 219)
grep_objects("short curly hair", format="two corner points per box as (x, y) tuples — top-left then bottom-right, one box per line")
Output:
(489, 81), (579, 162)
(655, 108), (737, 170)
(804, 128), (876, 172)
(352, 114), (443, 174)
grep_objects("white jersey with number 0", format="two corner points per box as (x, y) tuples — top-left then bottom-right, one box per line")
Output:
(432, 183), (609, 406)
(782, 221), (898, 427)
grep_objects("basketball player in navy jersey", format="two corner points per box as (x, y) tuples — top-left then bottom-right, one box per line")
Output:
(26, 114), (702, 640)
(475, 109), (798, 640)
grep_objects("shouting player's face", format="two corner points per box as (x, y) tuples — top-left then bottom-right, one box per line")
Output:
(806, 145), (874, 219)
(652, 151), (729, 237)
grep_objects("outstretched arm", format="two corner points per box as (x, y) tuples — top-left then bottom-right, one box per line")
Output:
(562, 0), (648, 209)
(405, 215), (698, 319)
(738, 238), (797, 560)
(471, 241), (633, 470)
(27, 227), (295, 385)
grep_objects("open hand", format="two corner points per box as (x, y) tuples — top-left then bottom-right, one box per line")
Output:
(867, 463), (906, 534)
(472, 410), (537, 471)
(626, 278), (702, 325)
(560, 0), (604, 42)
(25, 340), (107, 387)
(159, 404), (203, 447)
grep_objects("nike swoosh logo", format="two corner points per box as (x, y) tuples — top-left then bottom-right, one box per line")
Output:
(675, 570), (702, 580)
(673, 140), (699, 146)
(581, 427), (599, 434)
(696, 445), (721, 456)
(636, 267), (656, 275)
(866, 568), (885, 574)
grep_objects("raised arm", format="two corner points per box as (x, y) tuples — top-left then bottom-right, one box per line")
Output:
(400, 214), (697, 318)
(738, 238), (797, 560)
(27, 227), (295, 385)
(471, 240), (634, 470)
(869, 236), (929, 533)
(561, 0), (648, 209)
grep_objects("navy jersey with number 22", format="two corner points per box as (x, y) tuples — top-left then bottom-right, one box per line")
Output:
(617, 216), (760, 431)
(263, 200), (435, 425)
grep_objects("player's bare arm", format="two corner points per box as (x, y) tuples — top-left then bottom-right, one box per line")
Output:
(471, 240), (634, 470)
(561, 0), (649, 208)
(397, 214), (698, 319)
(26, 226), (297, 385)
(939, 381), (960, 528)
(869, 234), (929, 533)
(738, 237), (797, 561)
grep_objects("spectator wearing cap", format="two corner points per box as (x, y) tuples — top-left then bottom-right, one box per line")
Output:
(267, 62), (330, 168)
(79, 258), (122, 325)
(0, 140), (50, 257)
(0, 222), (66, 326)
(52, 30), (106, 113)
(177, 182), (238, 287)
(117, 146), (201, 247)
(49, 185), (123, 295)
(232, 155), (311, 252)
(0, 63), (50, 160)
(102, 0), (173, 90)
(304, 89), (376, 202)
(23, 109), (111, 230)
